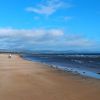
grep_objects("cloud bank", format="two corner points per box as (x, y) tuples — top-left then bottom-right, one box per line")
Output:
(0, 27), (94, 50)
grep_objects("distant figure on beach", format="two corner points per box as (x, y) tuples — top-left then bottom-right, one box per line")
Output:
(8, 54), (12, 58)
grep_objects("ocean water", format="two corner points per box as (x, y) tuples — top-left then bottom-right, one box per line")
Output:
(22, 53), (100, 79)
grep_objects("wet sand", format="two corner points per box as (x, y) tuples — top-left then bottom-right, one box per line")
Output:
(0, 54), (100, 100)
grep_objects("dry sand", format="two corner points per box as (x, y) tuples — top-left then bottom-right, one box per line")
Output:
(0, 54), (100, 100)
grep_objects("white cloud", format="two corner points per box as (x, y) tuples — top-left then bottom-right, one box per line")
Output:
(0, 28), (64, 37)
(63, 16), (72, 21)
(0, 27), (95, 50)
(65, 38), (93, 47)
(26, 0), (71, 16)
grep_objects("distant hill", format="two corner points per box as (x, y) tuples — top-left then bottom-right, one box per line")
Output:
(0, 49), (100, 55)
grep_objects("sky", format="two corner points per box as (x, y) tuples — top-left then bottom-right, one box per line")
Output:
(0, 0), (100, 51)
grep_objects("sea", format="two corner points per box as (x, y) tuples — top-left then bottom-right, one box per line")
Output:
(21, 52), (100, 79)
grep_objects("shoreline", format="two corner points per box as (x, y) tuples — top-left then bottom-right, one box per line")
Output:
(21, 55), (100, 82)
(0, 54), (100, 100)
(21, 55), (100, 80)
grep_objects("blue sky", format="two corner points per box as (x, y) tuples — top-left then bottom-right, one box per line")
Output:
(0, 0), (100, 51)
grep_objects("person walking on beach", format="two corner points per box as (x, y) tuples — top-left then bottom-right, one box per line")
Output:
(8, 54), (12, 58)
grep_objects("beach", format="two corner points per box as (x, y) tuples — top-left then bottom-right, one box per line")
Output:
(0, 54), (100, 100)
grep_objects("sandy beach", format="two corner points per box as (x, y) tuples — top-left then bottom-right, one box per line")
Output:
(0, 54), (100, 100)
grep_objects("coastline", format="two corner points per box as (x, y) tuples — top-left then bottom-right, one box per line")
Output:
(21, 54), (100, 79)
(0, 54), (100, 100)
